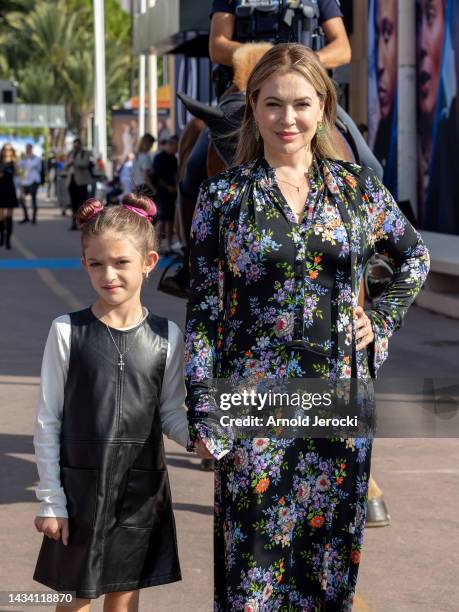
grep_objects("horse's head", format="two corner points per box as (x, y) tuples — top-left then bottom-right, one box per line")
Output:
(177, 92), (246, 167)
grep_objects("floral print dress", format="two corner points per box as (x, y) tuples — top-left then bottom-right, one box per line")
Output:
(185, 157), (430, 611)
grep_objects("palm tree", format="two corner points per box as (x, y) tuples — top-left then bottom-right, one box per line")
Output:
(3, 0), (132, 139)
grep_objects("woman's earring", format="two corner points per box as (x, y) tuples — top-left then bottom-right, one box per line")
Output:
(255, 122), (260, 142)
(144, 270), (150, 280)
(316, 121), (325, 139)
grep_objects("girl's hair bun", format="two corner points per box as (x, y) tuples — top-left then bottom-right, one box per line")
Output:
(76, 198), (104, 227)
(122, 193), (157, 218)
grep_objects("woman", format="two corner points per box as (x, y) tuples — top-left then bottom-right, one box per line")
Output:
(373, 0), (398, 196)
(66, 138), (93, 230)
(185, 44), (430, 610)
(417, 0), (446, 215)
(0, 143), (19, 250)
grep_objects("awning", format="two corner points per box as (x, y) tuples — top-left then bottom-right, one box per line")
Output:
(133, 0), (212, 56)
(126, 85), (172, 110)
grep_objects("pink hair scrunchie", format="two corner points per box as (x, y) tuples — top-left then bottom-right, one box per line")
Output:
(83, 204), (104, 225)
(123, 204), (154, 220)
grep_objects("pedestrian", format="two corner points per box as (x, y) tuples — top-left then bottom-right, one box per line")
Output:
(185, 44), (430, 610)
(0, 142), (18, 250)
(131, 133), (156, 198)
(46, 151), (57, 200)
(66, 138), (93, 230)
(55, 153), (70, 216)
(151, 136), (178, 254)
(19, 143), (42, 225)
(32, 192), (196, 611)
(118, 152), (135, 197)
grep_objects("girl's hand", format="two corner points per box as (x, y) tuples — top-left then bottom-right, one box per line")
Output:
(195, 438), (214, 460)
(34, 516), (69, 546)
(350, 306), (374, 351)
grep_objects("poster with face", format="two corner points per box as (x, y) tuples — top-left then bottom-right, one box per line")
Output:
(418, 0), (459, 235)
(368, 0), (398, 198)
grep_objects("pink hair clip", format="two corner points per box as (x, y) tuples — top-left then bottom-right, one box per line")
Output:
(123, 204), (155, 221)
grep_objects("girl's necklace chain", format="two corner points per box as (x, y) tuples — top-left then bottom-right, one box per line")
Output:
(103, 310), (145, 372)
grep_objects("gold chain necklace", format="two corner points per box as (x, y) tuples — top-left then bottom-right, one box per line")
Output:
(276, 176), (308, 193)
(275, 165), (314, 193)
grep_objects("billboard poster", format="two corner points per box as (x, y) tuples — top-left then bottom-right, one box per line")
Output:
(368, 0), (398, 199)
(418, 0), (459, 235)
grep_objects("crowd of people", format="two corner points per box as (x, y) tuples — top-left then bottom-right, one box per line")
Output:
(109, 133), (179, 254)
(0, 142), (44, 249)
(0, 134), (180, 254)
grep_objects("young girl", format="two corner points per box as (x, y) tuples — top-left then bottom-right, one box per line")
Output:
(33, 194), (190, 611)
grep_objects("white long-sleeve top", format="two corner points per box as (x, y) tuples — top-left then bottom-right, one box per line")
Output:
(34, 313), (189, 518)
(20, 154), (42, 186)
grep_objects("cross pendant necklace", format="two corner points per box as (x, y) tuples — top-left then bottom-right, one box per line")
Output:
(104, 310), (144, 372)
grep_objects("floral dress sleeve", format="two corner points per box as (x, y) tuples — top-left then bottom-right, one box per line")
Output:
(363, 171), (430, 377)
(184, 178), (233, 459)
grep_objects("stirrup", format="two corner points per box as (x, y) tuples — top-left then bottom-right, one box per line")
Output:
(366, 498), (391, 527)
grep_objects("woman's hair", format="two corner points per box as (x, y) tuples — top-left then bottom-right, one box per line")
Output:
(136, 133), (155, 155)
(234, 44), (339, 165)
(76, 193), (157, 256)
(0, 142), (16, 162)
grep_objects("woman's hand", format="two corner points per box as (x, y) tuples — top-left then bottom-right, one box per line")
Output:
(34, 516), (69, 546)
(351, 306), (374, 351)
(195, 438), (214, 460)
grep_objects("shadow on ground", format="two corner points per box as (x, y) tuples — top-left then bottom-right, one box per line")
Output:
(173, 502), (213, 516)
(0, 434), (37, 505)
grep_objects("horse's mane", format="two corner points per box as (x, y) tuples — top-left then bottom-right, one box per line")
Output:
(232, 42), (273, 92)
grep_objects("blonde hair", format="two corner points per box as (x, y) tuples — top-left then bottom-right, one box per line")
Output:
(234, 43), (339, 165)
(0, 142), (17, 163)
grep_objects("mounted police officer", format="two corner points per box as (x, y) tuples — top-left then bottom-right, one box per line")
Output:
(210, 0), (351, 97)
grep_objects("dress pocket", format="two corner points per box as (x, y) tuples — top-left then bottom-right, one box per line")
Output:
(118, 468), (167, 529)
(61, 466), (98, 530)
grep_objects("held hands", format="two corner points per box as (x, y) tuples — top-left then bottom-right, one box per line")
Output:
(195, 438), (214, 460)
(349, 306), (375, 351)
(34, 516), (69, 546)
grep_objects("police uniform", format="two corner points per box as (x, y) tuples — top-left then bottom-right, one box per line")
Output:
(210, 0), (343, 28)
(211, 0), (343, 96)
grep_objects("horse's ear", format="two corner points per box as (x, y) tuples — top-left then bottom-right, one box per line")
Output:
(177, 92), (225, 124)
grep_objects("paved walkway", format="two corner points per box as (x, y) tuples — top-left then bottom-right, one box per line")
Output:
(0, 199), (458, 611)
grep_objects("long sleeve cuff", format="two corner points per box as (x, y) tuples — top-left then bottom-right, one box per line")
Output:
(365, 309), (391, 378)
(35, 488), (68, 518)
(187, 393), (234, 460)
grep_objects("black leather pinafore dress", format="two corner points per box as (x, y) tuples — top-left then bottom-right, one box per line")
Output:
(34, 308), (181, 598)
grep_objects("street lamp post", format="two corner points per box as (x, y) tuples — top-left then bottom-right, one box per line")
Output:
(93, 0), (107, 164)
(138, 0), (147, 137)
(147, 0), (158, 145)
